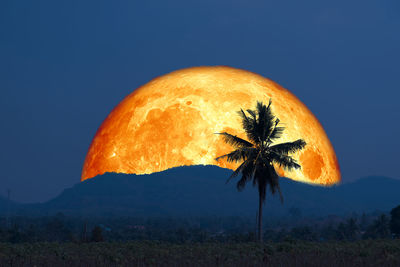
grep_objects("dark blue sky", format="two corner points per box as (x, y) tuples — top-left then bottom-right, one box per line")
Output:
(1, 0), (399, 203)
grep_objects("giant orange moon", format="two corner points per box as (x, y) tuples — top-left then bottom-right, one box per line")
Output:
(82, 66), (340, 185)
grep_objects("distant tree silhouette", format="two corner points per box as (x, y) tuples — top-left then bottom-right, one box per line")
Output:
(215, 100), (306, 242)
(91, 226), (104, 242)
(320, 224), (337, 241)
(390, 205), (400, 238)
(290, 226), (317, 241)
(45, 217), (71, 242)
(340, 218), (360, 241)
(336, 222), (347, 240)
(360, 212), (369, 231)
(8, 223), (24, 243)
(363, 214), (391, 239)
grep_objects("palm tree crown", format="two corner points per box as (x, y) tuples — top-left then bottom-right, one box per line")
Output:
(215, 100), (306, 241)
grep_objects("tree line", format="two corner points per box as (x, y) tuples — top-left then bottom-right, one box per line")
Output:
(0, 205), (399, 243)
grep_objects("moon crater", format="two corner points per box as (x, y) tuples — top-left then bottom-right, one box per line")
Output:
(299, 148), (324, 181)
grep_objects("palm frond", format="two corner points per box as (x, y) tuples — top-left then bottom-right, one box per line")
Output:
(226, 159), (251, 184)
(215, 147), (256, 163)
(276, 183), (284, 203)
(257, 176), (267, 201)
(269, 152), (301, 171)
(237, 109), (258, 143)
(256, 163), (283, 203)
(237, 109), (249, 126)
(268, 166), (283, 203)
(251, 151), (263, 186)
(268, 118), (285, 142)
(237, 176), (248, 191)
(269, 126), (285, 141)
(246, 109), (256, 120)
(236, 160), (257, 191)
(270, 139), (306, 155)
(255, 100), (275, 142)
(215, 150), (243, 163)
(215, 132), (253, 148)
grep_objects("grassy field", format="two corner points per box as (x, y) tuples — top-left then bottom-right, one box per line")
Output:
(0, 240), (399, 266)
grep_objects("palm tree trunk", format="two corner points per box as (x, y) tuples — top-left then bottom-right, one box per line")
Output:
(258, 191), (263, 242)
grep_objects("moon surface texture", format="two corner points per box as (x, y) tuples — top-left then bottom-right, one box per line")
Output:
(82, 66), (340, 186)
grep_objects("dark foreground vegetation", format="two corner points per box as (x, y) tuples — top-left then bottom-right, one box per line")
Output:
(0, 205), (399, 266)
(0, 240), (400, 266)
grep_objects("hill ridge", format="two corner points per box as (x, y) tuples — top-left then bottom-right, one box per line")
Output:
(2, 166), (400, 217)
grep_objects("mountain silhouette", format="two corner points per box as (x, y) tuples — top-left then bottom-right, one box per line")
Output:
(2, 166), (400, 217)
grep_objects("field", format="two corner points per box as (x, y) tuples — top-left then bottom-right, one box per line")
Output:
(1, 240), (400, 267)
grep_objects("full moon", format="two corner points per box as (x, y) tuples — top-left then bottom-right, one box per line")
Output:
(82, 66), (340, 185)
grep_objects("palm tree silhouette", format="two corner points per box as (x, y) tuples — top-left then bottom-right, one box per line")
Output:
(215, 100), (306, 242)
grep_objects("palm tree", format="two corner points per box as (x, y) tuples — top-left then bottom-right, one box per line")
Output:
(215, 100), (306, 242)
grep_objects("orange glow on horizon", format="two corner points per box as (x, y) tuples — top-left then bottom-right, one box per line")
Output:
(82, 66), (341, 186)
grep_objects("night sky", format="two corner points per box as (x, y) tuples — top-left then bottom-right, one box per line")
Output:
(1, 0), (399, 203)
